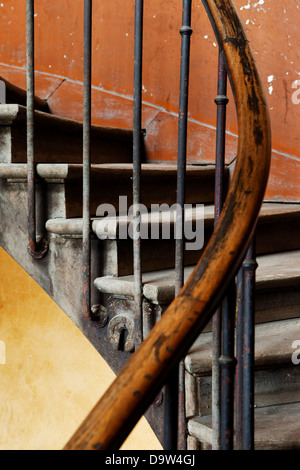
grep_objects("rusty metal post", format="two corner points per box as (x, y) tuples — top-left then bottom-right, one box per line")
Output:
(175, 1), (193, 294)
(220, 281), (236, 450)
(82, 0), (93, 320)
(82, 1), (105, 325)
(242, 239), (257, 450)
(133, 0), (144, 349)
(235, 266), (245, 449)
(236, 238), (257, 450)
(164, 0), (193, 451)
(82, 0), (105, 328)
(26, 0), (48, 259)
(213, 52), (236, 451)
(212, 48), (228, 450)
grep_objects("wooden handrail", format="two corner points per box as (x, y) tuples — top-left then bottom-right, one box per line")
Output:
(64, 0), (271, 450)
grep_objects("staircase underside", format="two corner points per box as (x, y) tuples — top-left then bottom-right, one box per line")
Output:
(1, 163), (300, 446)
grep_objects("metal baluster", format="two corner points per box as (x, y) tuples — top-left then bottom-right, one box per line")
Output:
(175, 1), (192, 294)
(235, 238), (257, 449)
(82, 0), (93, 320)
(133, 0), (144, 349)
(242, 239), (257, 450)
(212, 51), (236, 452)
(235, 267), (245, 450)
(168, 0), (193, 451)
(220, 281), (236, 450)
(26, 0), (48, 259)
(212, 49), (228, 451)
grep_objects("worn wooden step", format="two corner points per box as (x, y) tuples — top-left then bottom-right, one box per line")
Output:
(187, 365), (300, 419)
(185, 317), (300, 377)
(0, 104), (133, 164)
(44, 203), (300, 275)
(0, 162), (221, 218)
(94, 250), (300, 325)
(188, 402), (300, 450)
(184, 289), (300, 419)
(46, 202), (300, 244)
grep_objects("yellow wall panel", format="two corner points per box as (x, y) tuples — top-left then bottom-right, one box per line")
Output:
(0, 247), (162, 451)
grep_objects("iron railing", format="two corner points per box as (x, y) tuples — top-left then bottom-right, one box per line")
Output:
(26, 0), (48, 259)
(24, 0), (271, 450)
(82, 0), (93, 321)
(132, 0), (144, 350)
(212, 48), (228, 450)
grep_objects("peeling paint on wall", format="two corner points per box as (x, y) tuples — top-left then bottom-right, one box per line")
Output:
(268, 75), (274, 95)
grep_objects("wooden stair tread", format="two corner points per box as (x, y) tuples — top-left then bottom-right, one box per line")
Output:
(0, 104), (133, 165)
(188, 402), (300, 450)
(0, 161), (220, 180)
(45, 204), (215, 238)
(255, 250), (300, 289)
(91, 202), (300, 241)
(93, 249), (300, 303)
(185, 317), (300, 377)
(0, 162), (221, 216)
(44, 200), (300, 242)
(47, 201), (300, 259)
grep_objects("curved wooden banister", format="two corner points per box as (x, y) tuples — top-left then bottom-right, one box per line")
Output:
(64, 0), (271, 450)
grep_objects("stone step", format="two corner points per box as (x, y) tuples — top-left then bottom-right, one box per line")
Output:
(186, 365), (300, 419)
(185, 317), (300, 377)
(188, 402), (300, 450)
(45, 203), (300, 275)
(0, 104), (133, 165)
(185, 317), (300, 416)
(0, 162), (222, 218)
(93, 250), (300, 324)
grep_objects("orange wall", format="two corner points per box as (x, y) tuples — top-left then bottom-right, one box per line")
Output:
(0, 0), (299, 200)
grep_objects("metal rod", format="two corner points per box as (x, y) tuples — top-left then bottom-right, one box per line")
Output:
(176, 0), (193, 450)
(164, 366), (179, 451)
(242, 239), (257, 450)
(133, 0), (144, 349)
(214, 50), (228, 223)
(220, 281), (236, 450)
(26, 0), (48, 260)
(215, 55), (234, 449)
(82, 0), (93, 320)
(165, 0), (193, 451)
(212, 48), (228, 450)
(175, 1), (193, 290)
(235, 266), (245, 449)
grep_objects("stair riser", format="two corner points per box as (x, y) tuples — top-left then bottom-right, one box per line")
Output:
(64, 176), (217, 218)
(95, 222), (300, 276)
(0, 105), (133, 165)
(97, 287), (300, 334)
(93, 243), (300, 283)
(92, 258), (300, 352)
(3, 178), (300, 257)
(256, 287), (300, 325)
(186, 365), (300, 419)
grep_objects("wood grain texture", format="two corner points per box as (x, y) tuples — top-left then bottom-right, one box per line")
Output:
(64, 0), (271, 450)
